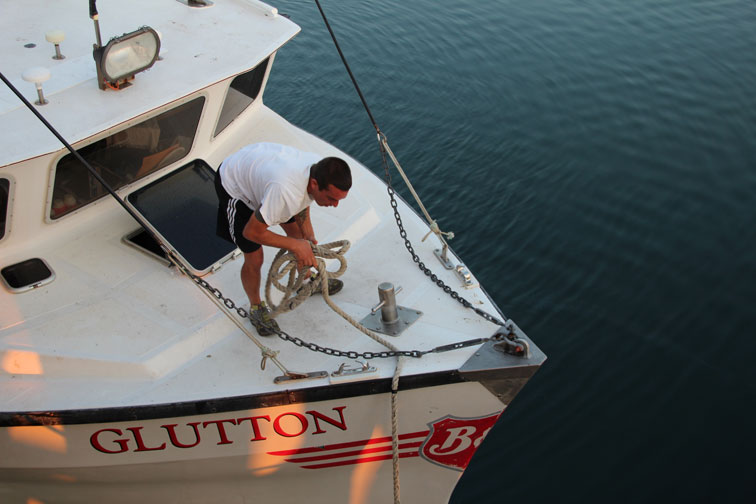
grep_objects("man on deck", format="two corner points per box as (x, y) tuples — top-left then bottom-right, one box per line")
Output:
(214, 142), (351, 336)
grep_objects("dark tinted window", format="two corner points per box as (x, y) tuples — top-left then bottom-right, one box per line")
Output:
(214, 58), (270, 137)
(127, 159), (237, 274)
(51, 97), (205, 219)
(0, 178), (9, 240)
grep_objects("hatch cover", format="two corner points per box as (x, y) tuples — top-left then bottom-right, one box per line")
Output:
(126, 159), (237, 275)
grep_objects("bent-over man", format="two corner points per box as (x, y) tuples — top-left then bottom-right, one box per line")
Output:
(215, 142), (351, 335)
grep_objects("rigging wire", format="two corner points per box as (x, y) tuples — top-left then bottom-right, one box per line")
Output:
(313, 0), (381, 134)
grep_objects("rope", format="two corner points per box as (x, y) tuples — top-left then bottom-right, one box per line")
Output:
(265, 239), (404, 502)
(265, 240), (349, 317)
(390, 358), (403, 503)
(264, 240), (406, 352)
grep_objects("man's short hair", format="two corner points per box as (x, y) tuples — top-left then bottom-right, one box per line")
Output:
(310, 157), (352, 191)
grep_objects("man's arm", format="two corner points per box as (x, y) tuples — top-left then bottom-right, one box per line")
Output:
(294, 207), (317, 244)
(243, 213), (317, 268)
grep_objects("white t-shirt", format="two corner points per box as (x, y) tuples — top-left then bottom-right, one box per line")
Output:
(219, 143), (319, 226)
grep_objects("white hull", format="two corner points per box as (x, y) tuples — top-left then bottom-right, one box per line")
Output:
(3, 382), (506, 503)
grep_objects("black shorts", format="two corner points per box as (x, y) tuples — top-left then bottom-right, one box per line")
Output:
(214, 168), (295, 254)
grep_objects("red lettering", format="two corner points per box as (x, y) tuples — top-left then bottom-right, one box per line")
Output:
(90, 428), (130, 454)
(273, 412), (308, 437)
(202, 419), (237, 445)
(306, 406), (347, 434)
(127, 427), (167, 452)
(428, 426), (476, 456)
(161, 422), (202, 448)
(236, 415), (271, 441)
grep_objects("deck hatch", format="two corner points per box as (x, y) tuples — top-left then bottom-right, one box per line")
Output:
(1, 258), (55, 293)
(126, 159), (237, 275)
(122, 228), (171, 267)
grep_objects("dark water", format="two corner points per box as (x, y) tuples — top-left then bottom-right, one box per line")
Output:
(266, 0), (756, 502)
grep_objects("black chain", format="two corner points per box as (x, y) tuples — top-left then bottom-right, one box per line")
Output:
(378, 138), (507, 327)
(185, 267), (508, 359)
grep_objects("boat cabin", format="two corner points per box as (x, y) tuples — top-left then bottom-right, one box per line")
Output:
(1, 1), (290, 287)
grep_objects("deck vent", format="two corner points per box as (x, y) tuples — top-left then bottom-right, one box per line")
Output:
(1, 258), (55, 293)
(176, 0), (214, 7)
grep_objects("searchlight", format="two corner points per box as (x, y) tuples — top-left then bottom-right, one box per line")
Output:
(89, 0), (160, 90)
(93, 27), (160, 90)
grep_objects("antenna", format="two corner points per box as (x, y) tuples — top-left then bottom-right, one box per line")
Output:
(89, 0), (102, 48)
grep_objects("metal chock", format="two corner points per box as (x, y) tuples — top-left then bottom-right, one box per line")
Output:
(331, 361), (377, 378)
(274, 370), (329, 384)
(455, 264), (479, 289)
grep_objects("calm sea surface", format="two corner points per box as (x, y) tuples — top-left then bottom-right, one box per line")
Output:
(266, 1), (756, 502)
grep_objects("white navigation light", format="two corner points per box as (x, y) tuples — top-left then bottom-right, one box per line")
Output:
(45, 30), (66, 60)
(22, 66), (52, 105)
(96, 26), (160, 89)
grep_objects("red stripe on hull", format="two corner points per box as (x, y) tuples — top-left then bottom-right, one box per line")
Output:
(301, 451), (420, 469)
(284, 441), (423, 463)
(267, 430), (429, 456)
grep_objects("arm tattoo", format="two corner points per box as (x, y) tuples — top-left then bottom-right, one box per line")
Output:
(294, 208), (309, 225)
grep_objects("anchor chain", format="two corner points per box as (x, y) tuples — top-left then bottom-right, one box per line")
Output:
(180, 263), (513, 359)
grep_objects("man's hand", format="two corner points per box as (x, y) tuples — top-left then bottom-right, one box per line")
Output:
(289, 238), (317, 269)
(244, 216), (317, 268)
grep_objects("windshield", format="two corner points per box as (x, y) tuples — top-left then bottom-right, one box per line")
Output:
(50, 97), (205, 219)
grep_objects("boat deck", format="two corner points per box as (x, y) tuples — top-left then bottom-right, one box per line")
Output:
(1, 106), (503, 413)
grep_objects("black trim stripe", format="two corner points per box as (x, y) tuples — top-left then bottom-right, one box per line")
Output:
(0, 369), (470, 427)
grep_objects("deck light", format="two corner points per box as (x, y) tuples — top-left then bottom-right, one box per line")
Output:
(94, 27), (160, 90)
(45, 30), (66, 60)
(22, 67), (51, 105)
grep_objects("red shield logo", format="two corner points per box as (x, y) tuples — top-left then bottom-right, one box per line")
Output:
(419, 413), (501, 471)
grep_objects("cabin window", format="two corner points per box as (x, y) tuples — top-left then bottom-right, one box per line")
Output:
(50, 97), (205, 219)
(0, 178), (9, 240)
(213, 58), (270, 137)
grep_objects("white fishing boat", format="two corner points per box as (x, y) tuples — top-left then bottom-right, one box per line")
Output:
(0, 1), (545, 502)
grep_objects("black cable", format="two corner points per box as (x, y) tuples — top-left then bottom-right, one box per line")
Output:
(313, 0), (381, 134)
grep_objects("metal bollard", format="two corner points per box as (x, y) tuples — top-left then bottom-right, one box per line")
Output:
(377, 282), (399, 325)
(362, 282), (420, 337)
